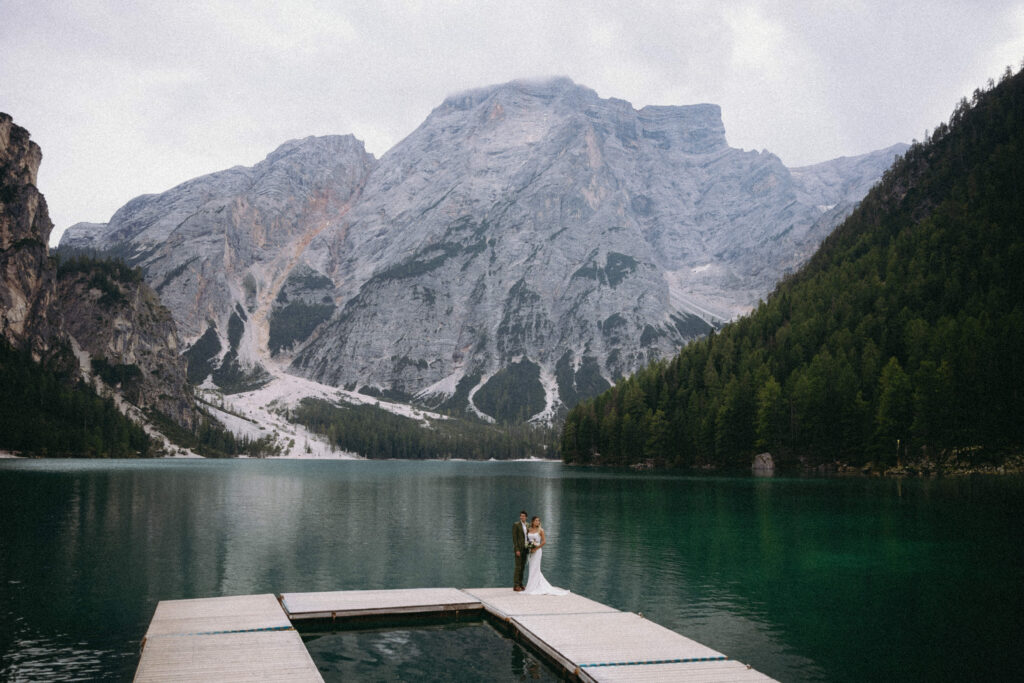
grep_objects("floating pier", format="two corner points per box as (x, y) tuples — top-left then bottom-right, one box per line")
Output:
(133, 594), (319, 682)
(135, 588), (775, 681)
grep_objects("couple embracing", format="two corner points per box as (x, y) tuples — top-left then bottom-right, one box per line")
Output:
(512, 510), (569, 595)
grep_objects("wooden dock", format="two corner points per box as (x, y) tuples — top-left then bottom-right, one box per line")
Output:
(134, 594), (320, 682)
(135, 588), (776, 681)
(281, 587), (480, 620)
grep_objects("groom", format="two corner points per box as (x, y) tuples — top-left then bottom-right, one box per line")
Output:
(512, 510), (529, 591)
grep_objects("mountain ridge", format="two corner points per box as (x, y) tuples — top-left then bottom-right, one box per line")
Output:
(61, 78), (905, 422)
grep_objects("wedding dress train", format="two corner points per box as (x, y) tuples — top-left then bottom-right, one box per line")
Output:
(523, 531), (570, 595)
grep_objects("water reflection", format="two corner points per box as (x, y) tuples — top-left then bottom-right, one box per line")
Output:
(302, 622), (558, 681)
(1, 461), (1021, 682)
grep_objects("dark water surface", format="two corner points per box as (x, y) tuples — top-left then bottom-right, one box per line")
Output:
(1, 459), (1022, 681)
(302, 620), (559, 682)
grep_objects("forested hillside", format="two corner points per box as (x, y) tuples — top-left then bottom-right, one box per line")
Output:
(0, 114), (153, 458)
(292, 398), (557, 460)
(0, 339), (152, 457)
(561, 66), (1024, 472)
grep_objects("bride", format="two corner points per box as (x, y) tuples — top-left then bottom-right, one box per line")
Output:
(523, 516), (570, 596)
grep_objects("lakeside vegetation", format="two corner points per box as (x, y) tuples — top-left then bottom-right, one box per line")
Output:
(0, 335), (282, 459)
(146, 409), (280, 458)
(0, 339), (152, 457)
(561, 66), (1024, 473)
(291, 397), (557, 460)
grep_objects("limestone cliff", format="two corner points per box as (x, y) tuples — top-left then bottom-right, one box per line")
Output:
(60, 79), (907, 421)
(62, 134), (376, 391)
(56, 257), (197, 430)
(0, 113), (61, 360)
(0, 113), (199, 434)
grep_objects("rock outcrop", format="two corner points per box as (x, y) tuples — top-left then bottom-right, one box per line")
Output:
(56, 258), (197, 429)
(64, 135), (376, 391)
(59, 221), (109, 251)
(0, 113), (61, 359)
(61, 79), (906, 421)
(0, 112), (200, 433)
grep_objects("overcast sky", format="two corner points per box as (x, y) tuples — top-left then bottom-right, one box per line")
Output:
(2, 1), (1022, 245)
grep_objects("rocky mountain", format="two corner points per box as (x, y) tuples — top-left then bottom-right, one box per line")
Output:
(0, 112), (200, 440)
(0, 113), (61, 361)
(56, 256), (198, 429)
(64, 135), (376, 392)
(61, 79), (905, 422)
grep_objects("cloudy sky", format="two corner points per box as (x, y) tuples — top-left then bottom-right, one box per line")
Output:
(2, 0), (1022, 244)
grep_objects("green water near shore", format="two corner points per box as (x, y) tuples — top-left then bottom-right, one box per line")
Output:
(1, 459), (1021, 681)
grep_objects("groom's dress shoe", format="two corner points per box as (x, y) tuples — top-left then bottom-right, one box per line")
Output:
(514, 586), (524, 591)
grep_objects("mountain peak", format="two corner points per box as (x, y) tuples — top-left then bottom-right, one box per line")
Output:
(263, 134), (371, 166)
(638, 102), (723, 128)
(440, 76), (593, 111)
(430, 78), (728, 154)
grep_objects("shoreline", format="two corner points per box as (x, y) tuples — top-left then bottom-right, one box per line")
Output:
(563, 454), (1024, 478)
(6, 451), (1020, 475)
(0, 454), (563, 463)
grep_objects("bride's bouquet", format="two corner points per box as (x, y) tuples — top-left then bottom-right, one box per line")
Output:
(526, 541), (538, 553)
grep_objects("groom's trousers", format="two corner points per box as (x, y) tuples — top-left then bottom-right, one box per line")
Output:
(514, 550), (528, 587)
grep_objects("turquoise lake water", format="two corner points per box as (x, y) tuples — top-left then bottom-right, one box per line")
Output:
(1, 459), (1021, 681)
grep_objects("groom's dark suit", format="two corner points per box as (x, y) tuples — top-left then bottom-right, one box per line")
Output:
(513, 520), (528, 588)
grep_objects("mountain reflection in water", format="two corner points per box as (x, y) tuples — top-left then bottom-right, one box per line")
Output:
(1, 459), (1021, 682)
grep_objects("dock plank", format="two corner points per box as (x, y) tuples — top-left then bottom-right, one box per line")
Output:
(463, 587), (619, 619)
(515, 611), (726, 670)
(281, 587), (480, 619)
(144, 593), (290, 637)
(581, 659), (776, 682)
(134, 630), (321, 682)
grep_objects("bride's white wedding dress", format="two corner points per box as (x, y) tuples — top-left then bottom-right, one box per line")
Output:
(523, 531), (570, 595)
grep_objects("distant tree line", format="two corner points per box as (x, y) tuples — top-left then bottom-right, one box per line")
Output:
(0, 339), (152, 457)
(55, 249), (144, 283)
(562, 65), (1024, 471)
(292, 398), (557, 460)
(55, 249), (144, 307)
(146, 409), (280, 458)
